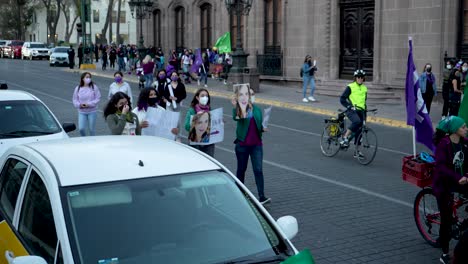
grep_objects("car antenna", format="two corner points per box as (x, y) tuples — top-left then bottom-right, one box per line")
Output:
(138, 160), (144, 167)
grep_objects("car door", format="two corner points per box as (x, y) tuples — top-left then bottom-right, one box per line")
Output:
(0, 158), (30, 264)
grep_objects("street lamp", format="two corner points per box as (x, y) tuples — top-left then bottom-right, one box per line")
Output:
(224, 0), (253, 72)
(128, 0), (154, 49)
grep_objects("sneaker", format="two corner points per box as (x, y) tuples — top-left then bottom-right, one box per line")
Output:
(204, 84), (208, 88)
(440, 254), (450, 264)
(224, 80), (227, 85)
(308, 96), (316, 102)
(353, 151), (364, 158)
(259, 197), (271, 205)
(302, 98), (309, 103)
(339, 137), (349, 147)
(197, 80), (201, 86)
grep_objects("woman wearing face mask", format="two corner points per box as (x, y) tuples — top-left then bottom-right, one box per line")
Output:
(185, 88), (215, 156)
(167, 71), (187, 111)
(418, 63), (437, 113)
(442, 61), (454, 118)
(155, 69), (171, 108)
(108, 71), (133, 104)
(103, 92), (141, 135)
(72, 72), (101, 136)
(132, 87), (163, 132)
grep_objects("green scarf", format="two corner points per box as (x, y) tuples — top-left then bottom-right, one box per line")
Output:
(116, 111), (134, 123)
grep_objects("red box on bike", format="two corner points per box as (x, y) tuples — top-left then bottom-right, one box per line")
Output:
(401, 155), (434, 188)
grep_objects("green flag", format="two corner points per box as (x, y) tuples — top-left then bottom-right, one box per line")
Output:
(214, 32), (232, 53)
(280, 249), (316, 264)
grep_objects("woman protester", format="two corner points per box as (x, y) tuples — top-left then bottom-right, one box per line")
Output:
(418, 63), (437, 113)
(432, 116), (468, 264)
(142, 55), (155, 88)
(232, 84), (270, 205)
(72, 72), (101, 136)
(104, 92), (141, 136)
(185, 88), (215, 157)
(154, 69), (171, 108)
(108, 71), (133, 104)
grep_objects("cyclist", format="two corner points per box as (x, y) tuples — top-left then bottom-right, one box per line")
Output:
(433, 116), (468, 264)
(339, 69), (368, 152)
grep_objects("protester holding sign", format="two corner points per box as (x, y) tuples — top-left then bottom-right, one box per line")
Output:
(185, 88), (215, 157)
(232, 84), (270, 205)
(189, 112), (211, 143)
(104, 92), (141, 136)
(132, 88), (160, 129)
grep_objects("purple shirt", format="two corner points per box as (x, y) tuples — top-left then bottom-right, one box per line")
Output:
(142, 61), (155, 74)
(239, 118), (262, 146)
(72, 85), (101, 113)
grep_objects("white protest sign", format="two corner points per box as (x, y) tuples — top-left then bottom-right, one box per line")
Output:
(188, 108), (224, 145)
(262, 106), (273, 128)
(143, 107), (180, 140)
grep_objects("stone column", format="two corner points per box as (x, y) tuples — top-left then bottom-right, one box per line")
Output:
(372, 0), (382, 84)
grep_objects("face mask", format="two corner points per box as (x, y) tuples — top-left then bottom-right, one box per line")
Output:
(148, 97), (158, 106)
(463, 67), (468, 73)
(84, 77), (91, 85)
(114, 76), (122, 83)
(159, 74), (166, 79)
(199, 96), (209, 106)
(250, 96), (256, 104)
(447, 65), (452, 70)
(426, 67), (431, 73)
(171, 76), (179, 82)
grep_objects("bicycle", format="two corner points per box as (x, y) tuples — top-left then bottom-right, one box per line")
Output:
(414, 187), (468, 247)
(319, 107), (378, 165)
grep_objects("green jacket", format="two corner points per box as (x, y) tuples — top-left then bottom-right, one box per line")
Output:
(106, 112), (141, 135)
(184, 107), (196, 132)
(232, 105), (263, 142)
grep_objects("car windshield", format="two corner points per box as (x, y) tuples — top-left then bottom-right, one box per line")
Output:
(0, 41), (5, 45)
(12, 41), (23, 46)
(53, 48), (68, 53)
(30, 43), (46, 48)
(62, 171), (292, 264)
(0, 100), (61, 138)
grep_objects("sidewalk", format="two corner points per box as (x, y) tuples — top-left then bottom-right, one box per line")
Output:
(64, 63), (444, 129)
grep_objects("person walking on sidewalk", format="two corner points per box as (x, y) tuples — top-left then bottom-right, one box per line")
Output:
(449, 62), (463, 116)
(108, 71), (133, 104)
(199, 51), (210, 88)
(101, 46), (108, 71)
(67, 45), (75, 69)
(142, 55), (155, 88)
(77, 43), (83, 69)
(185, 88), (215, 157)
(72, 72), (101, 136)
(339, 69), (367, 150)
(432, 116), (468, 264)
(418, 63), (437, 113)
(302, 55), (317, 102)
(442, 60), (454, 118)
(232, 84), (271, 205)
(109, 46), (117, 69)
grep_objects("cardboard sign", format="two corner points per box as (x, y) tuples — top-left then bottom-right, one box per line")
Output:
(188, 108), (224, 145)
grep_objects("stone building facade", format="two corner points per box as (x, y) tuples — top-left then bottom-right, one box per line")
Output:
(141, 0), (465, 89)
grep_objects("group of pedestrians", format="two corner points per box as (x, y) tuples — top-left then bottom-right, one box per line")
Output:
(71, 70), (270, 205)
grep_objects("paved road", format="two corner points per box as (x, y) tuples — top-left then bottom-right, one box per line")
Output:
(1, 59), (443, 263)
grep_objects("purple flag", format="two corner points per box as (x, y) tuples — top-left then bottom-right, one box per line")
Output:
(405, 39), (435, 152)
(190, 49), (203, 73)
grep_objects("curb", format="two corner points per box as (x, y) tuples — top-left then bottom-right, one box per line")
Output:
(64, 69), (410, 129)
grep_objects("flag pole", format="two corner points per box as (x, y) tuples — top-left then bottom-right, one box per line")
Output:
(412, 126), (417, 158)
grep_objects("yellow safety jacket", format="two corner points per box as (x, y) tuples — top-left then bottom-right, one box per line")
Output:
(348, 82), (367, 109)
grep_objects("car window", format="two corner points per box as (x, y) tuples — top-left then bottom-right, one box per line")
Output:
(12, 41), (24, 46)
(0, 159), (28, 221)
(53, 48), (68, 53)
(0, 100), (61, 138)
(18, 170), (57, 264)
(0, 41), (6, 45)
(30, 44), (46, 48)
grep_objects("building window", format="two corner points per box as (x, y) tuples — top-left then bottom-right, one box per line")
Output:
(153, 9), (161, 47)
(264, 0), (281, 53)
(230, 13), (244, 50)
(175, 6), (185, 51)
(112, 11), (126, 23)
(200, 3), (212, 50)
(93, 10), (99, 23)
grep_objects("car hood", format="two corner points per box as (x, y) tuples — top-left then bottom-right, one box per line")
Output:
(31, 48), (49, 51)
(0, 132), (68, 158)
(51, 52), (68, 56)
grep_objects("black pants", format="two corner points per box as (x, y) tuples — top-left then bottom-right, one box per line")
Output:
(450, 101), (461, 117)
(437, 194), (453, 254)
(191, 144), (215, 157)
(422, 91), (434, 113)
(346, 109), (364, 134)
(110, 59), (115, 69)
(442, 83), (450, 116)
(78, 57), (82, 68)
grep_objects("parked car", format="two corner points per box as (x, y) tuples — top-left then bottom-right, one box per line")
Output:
(21, 42), (50, 60)
(2, 40), (24, 59)
(0, 88), (75, 158)
(0, 136), (300, 264)
(49, 46), (70, 66)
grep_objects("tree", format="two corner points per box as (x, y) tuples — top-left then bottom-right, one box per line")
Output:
(60, 0), (79, 43)
(116, 0), (122, 44)
(0, 0), (33, 40)
(40, 0), (62, 45)
(100, 0), (116, 44)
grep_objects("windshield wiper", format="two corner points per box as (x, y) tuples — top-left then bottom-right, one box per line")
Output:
(0, 130), (54, 138)
(222, 254), (286, 264)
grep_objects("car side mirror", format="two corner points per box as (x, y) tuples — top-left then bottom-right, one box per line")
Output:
(62, 122), (76, 133)
(5, 251), (47, 264)
(276, 216), (298, 240)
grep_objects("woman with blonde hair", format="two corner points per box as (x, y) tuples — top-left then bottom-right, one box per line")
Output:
(188, 112), (211, 143)
(142, 54), (155, 88)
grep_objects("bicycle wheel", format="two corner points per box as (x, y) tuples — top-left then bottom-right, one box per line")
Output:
(355, 127), (378, 165)
(414, 188), (440, 247)
(320, 123), (341, 157)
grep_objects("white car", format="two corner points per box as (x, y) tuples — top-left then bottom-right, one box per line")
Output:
(0, 89), (75, 158)
(0, 136), (300, 264)
(21, 42), (50, 60)
(49, 46), (70, 66)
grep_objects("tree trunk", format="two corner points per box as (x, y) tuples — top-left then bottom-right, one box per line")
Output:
(101, 0), (115, 44)
(116, 0), (121, 44)
(15, 0), (23, 39)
